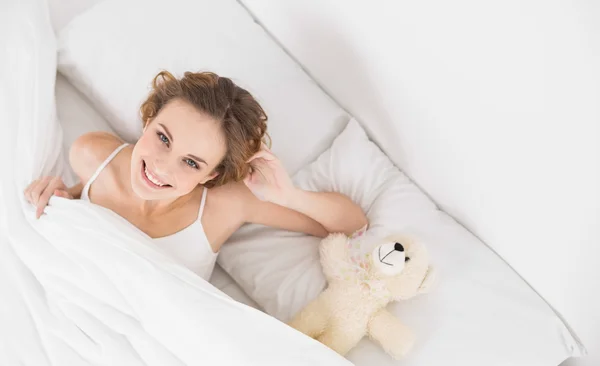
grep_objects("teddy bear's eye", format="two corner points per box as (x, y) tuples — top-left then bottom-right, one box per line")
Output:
(405, 257), (411, 262)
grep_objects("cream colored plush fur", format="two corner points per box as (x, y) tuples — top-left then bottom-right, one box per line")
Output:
(288, 233), (435, 359)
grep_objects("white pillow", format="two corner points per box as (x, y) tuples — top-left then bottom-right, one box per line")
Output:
(57, 0), (348, 174)
(218, 119), (584, 366)
(55, 74), (115, 186)
(219, 118), (436, 320)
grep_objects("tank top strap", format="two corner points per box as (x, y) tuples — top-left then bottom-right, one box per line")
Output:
(81, 143), (129, 200)
(198, 186), (208, 219)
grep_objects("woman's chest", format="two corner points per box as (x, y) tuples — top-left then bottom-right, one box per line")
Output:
(110, 201), (197, 239)
(87, 174), (241, 252)
(89, 187), (199, 239)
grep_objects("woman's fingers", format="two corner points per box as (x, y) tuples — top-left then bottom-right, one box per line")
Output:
(36, 187), (56, 219)
(29, 176), (51, 206)
(247, 142), (276, 162)
(261, 142), (273, 153)
(247, 150), (276, 164)
(36, 188), (74, 219)
(24, 179), (43, 203)
(243, 173), (252, 188)
(24, 177), (68, 218)
(23, 180), (38, 203)
(35, 204), (45, 219)
(53, 189), (72, 199)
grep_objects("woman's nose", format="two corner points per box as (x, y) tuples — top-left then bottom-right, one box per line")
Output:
(151, 159), (169, 175)
(154, 165), (169, 176)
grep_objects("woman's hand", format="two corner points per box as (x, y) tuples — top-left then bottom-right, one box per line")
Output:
(243, 144), (295, 207)
(24, 176), (73, 219)
(243, 144), (368, 236)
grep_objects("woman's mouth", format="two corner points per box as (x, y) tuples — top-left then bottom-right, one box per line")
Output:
(141, 161), (171, 189)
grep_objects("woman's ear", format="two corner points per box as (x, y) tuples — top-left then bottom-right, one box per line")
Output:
(201, 171), (219, 185)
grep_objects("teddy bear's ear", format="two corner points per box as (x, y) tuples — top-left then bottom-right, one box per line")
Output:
(417, 266), (436, 294)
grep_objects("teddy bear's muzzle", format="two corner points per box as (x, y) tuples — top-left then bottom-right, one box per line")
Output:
(372, 242), (407, 277)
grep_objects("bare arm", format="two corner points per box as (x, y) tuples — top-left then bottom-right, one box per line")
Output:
(241, 144), (368, 237)
(285, 189), (367, 236)
(245, 193), (329, 238)
(245, 188), (367, 237)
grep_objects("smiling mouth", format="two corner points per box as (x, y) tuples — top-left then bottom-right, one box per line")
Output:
(141, 160), (171, 189)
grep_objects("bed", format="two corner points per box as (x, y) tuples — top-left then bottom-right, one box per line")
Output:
(0, 0), (586, 365)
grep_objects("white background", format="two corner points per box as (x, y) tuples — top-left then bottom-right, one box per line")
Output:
(239, 1), (600, 365)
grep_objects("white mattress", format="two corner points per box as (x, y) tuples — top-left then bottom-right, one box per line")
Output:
(55, 73), (260, 310)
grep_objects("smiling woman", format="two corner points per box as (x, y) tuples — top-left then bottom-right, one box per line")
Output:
(23, 70), (368, 279)
(133, 98), (230, 200)
(137, 71), (267, 191)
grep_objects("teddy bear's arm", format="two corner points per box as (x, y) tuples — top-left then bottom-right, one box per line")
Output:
(367, 309), (415, 359)
(319, 233), (351, 281)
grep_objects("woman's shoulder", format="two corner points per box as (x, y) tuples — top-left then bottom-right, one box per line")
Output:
(200, 182), (251, 249)
(208, 181), (261, 218)
(69, 132), (125, 183)
(206, 181), (254, 215)
(209, 181), (247, 206)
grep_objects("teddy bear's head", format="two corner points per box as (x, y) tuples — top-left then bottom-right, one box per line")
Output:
(370, 234), (435, 300)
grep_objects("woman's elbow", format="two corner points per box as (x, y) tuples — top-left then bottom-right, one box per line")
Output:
(350, 209), (369, 235)
(339, 195), (368, 236)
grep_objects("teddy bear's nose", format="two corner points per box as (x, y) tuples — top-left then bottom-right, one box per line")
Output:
(394, 242), (404, 252)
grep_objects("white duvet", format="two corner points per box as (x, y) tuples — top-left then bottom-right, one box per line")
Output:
(0, 1), (349, 365)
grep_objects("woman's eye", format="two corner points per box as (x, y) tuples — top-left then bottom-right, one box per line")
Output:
(157, 132), (169, 145)
(185, 158), (199, 169)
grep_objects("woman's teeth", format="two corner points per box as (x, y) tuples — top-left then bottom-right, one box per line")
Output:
(144, 165), (167, 187)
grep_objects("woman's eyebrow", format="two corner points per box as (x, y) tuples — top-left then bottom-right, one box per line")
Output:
(188, 154), (207, 166)
(159, 123), (173, 142)
(158, 123), (207, 165)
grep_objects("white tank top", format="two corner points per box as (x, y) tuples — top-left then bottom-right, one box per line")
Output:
(80, 143), (218, 280)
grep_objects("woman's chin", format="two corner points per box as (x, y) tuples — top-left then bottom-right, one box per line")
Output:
(130, 162), (176, 200)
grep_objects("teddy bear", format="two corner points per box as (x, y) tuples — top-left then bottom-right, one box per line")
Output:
(288, 232), (435, 359)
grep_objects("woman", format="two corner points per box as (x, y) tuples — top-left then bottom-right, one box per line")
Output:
(24, 71), (367, 279)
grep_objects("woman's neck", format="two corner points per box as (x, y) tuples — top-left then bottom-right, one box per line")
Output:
(135, 189), (198, 218)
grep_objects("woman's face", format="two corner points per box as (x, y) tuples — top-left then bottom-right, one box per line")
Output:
(130, 99), (227, 201)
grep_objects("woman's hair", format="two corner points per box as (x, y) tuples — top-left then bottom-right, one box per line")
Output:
(140, 70), (269, 188)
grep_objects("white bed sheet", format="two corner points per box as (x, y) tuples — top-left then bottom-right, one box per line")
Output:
(55, 73), (261, 310)
(209, 266), (260, 310)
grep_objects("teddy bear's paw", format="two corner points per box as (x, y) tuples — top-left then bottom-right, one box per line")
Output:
(385, 329), (415, 359)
